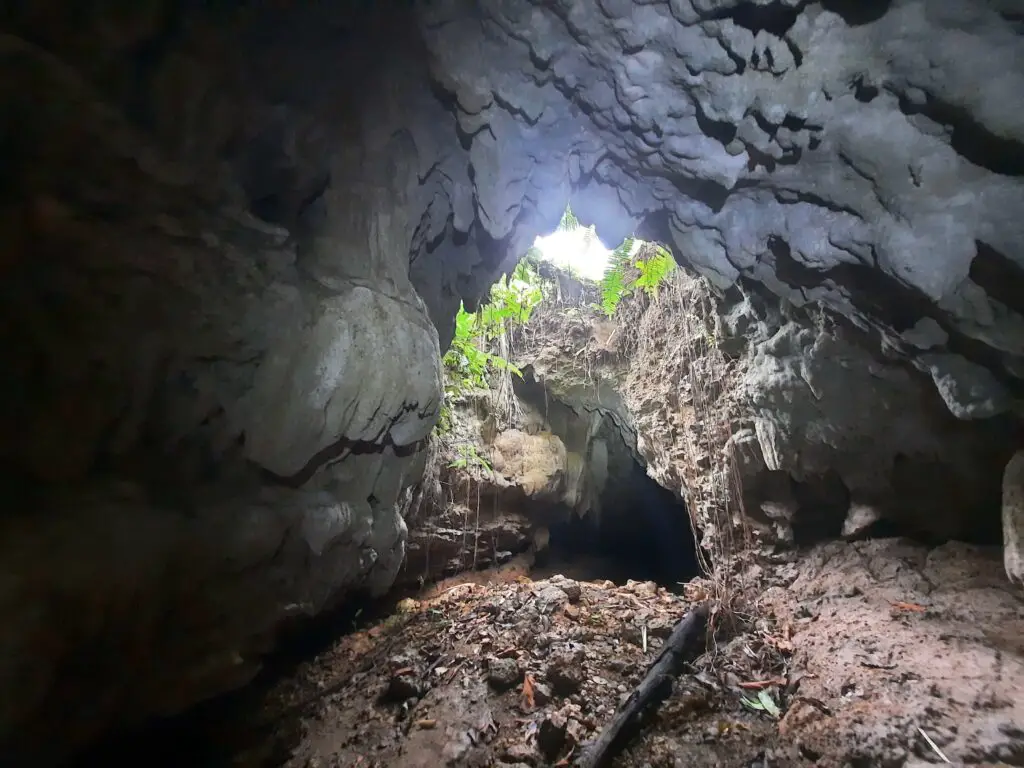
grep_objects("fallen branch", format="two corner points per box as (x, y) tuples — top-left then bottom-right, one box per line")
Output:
(576, 602), (711, 768)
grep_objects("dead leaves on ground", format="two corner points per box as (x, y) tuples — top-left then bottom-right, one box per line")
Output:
(521, 674), (536, 712)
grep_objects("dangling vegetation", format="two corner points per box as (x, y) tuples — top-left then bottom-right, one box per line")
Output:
(436, 204), (677, 433)
(437, 260), (543, 434)
(558, 205), (581, 231)
(599, 237), (636, 317)
(632, 243), (677, 297)
(557, 204), (677, 317)
(598, 239), (676, 317)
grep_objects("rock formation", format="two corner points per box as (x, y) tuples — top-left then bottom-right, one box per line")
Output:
(1, 0), (1022, 762)
(1004, 449), (1024, 588)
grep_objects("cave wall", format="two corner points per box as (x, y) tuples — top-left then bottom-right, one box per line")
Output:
(726, 286), (1017, 545)
(2, 0), (1024, 762)
(1, 4), (457, 762)
(418, 0), (1024, 422)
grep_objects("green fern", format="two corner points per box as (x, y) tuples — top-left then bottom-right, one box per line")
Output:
(558, 205), (581, 231)
(599, 237), (636, 317)
(597, 238), (675, 317)
(436, 260), (543, 435)
(633, 245), (676, 298)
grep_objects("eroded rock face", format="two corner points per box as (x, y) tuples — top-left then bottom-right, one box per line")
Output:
(490, 429), (568, 499)
(435, 0), (1023, 416)
(1, 5), (446, 762)
(2, 0), (1024, 761)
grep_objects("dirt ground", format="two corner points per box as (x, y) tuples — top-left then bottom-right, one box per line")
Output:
(166, 538), (1022, 768)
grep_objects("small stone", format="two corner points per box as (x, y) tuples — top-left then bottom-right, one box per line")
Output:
(503, 742), (538, 765)
(538, 712), (568, 759)
(533, 681), (553, 705)
(487, 657), (523, 691)
(546, 661), (583, 697)
(551, 577), (582, 603)
(565, 717), (588, 747)
(533, 585), (569, 613)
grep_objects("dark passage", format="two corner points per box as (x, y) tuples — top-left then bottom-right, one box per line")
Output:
(537, 462), (701, 591)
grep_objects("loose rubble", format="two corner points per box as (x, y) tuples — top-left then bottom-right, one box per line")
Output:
(226, 539), (1024, 768)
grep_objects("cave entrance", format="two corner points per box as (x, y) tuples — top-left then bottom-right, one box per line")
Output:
(530, 460), (701, 593)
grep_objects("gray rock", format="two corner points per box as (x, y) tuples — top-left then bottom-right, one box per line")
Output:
(842, 503), (884, 540)
(501, 743), (538, 766)
(533, 585), (570, 614)
(546, 660), (585, 698)
(486, 658), (523, 692)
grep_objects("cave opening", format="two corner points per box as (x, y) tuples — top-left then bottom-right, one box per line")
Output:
(532, 460), (702, 592)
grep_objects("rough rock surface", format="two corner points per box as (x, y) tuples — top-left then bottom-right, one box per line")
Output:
(515, 265), (1017, 567)
(490, 429), (568, 500)
(397, 369), (657, 590)
(3, 0), (1024, 761)
(1, 6), (446, 761)
(418, 0), (1024, 418)
(1004, 449), (1024, 587)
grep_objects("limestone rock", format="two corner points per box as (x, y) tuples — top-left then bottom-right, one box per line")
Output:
(1003, 450), (1024, 589)
(842, 503), (884, 540)
(490, 429), (568, 499)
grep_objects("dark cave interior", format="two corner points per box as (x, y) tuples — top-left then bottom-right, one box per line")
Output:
(537, 461), (701, 591)
(780, 462), (1006, 549)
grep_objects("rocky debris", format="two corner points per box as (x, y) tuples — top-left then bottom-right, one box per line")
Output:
(205, 538), (1021, 768)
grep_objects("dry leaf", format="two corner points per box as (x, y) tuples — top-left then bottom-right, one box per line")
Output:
(521, 673), (536, 711)
(889, 601), (926, 613)
(737, 678), (785, 690)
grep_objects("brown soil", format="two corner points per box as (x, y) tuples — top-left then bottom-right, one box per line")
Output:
(194, 537), (1023, 768)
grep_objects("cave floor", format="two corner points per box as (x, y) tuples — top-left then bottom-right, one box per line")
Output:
(211, 539), (1022, 768)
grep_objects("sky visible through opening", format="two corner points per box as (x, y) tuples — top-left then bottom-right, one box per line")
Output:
(532, 229), (611, 281)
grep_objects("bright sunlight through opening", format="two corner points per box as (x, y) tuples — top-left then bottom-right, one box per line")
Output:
(532, 229), (611, 281)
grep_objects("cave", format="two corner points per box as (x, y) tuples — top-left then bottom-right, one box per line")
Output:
(536, 460), (701, 591)
(3, 0), (1024, 765)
